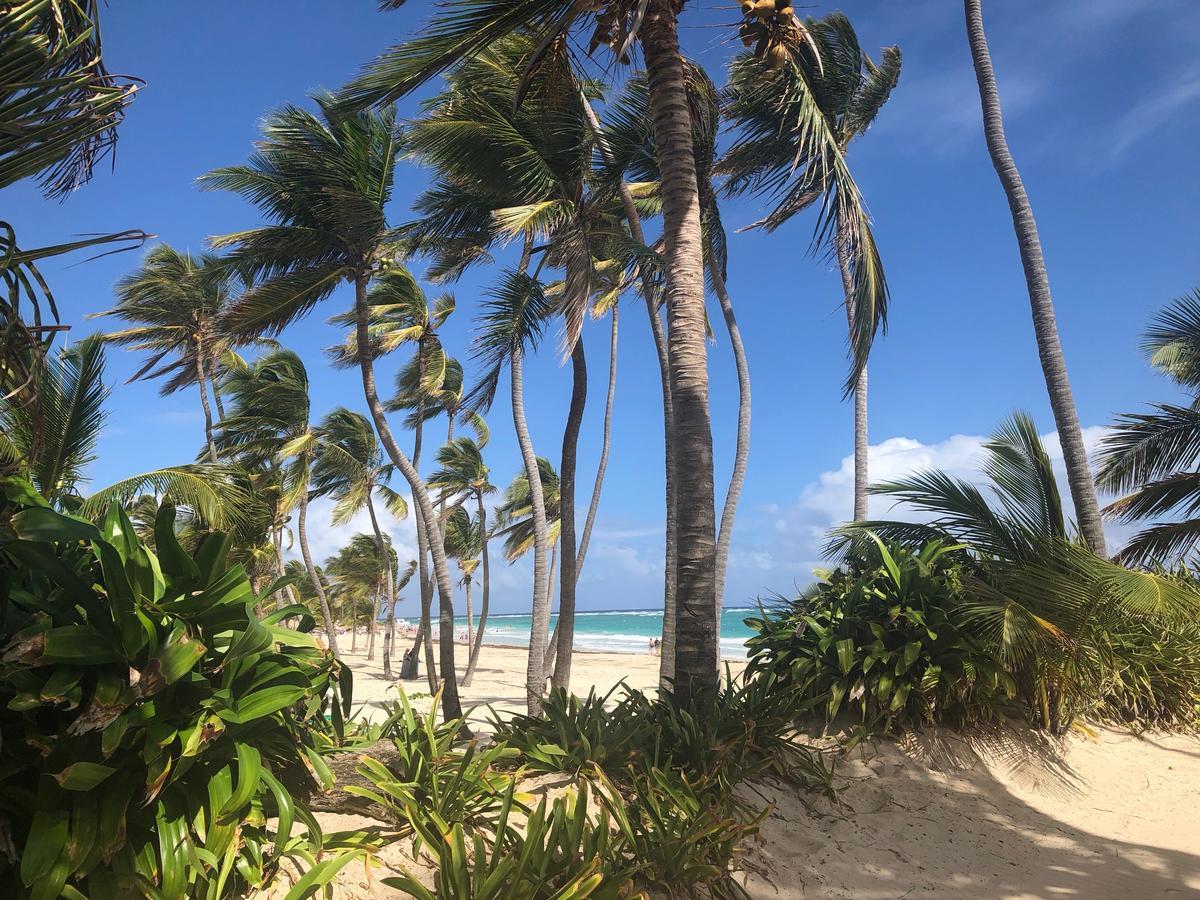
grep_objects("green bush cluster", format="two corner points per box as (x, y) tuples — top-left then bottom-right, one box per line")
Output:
(747, 537), (1016, 732)
(0, 478), (357, 899)
(748, 534), (1200, 734)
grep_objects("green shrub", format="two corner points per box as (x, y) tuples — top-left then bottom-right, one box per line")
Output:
(747, 537), (1016, 732)
(489, 684), (641, 775)
(350, 689), (523, 847)
(383, 780), (638, 899)
(0, 479), (356, 898)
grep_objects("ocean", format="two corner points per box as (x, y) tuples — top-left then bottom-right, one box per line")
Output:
(397, 607), (761, 659)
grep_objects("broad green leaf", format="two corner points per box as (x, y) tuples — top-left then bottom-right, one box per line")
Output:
(54, 761), (117, 790)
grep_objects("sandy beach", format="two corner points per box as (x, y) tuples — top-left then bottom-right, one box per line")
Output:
(322, 643), (1200, 899)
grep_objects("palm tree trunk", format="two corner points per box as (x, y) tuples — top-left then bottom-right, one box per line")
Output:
(512, 340), (552, 715)
(195, 334), (218, 464)
(552, 338), (587, 691)
(365, 491), (397, 678)
(964, 0), (1106, 557)
(709, 251), (750, 665)
(579, 93), (677, 691)
(641, 2), (719, 706)
(575, 305), (617, 574)
(210, 368), (225, 421)
(298, 488), (339, 656)
(407, 340), (439, 692)
(353, 273), (464, 722)
(836, 223), (869, 521)
(462, 491), (491, 687)
(464, 577), (474, 647)
(366, 585), (378, 661)
(352, 603), (360, 652)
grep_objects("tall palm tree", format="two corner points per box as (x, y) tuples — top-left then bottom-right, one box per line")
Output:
(428, 435), (496, 686)
(94, 245), (250, 463)
(443, 504), (482, 644)
(963, 0), (1105, 556)
(0, 334), (245, 525)
(720, 13), (899, 523)
(329, 268), (455, 684)
(211, 349), (341, 655)
(835, 412), (1196, 731)
(310, 408), (410, 677)
(200, 96), (466, 720)
(334, 0), (773, 705)
(1097, 290), (1200, 564)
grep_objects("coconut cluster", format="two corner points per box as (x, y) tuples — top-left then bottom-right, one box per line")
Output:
(738, 0), (797, 70)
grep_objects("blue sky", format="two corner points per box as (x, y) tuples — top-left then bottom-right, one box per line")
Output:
(6, 0), (1200, 614)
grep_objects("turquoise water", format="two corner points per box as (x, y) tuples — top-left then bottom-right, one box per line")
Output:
(397, 607), (761, 659)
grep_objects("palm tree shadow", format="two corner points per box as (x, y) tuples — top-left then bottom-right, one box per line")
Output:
(743, 730), (1200, 899)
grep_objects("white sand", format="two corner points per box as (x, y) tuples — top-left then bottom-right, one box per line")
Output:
(310, 643), (1200, 899)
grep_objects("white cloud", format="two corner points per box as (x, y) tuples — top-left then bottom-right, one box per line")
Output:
(1106, 61), (1200, 164)
(296, 494), (419, 568)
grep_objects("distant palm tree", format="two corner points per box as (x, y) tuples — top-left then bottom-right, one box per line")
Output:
(1097, 290), (1200, 564)
(200, 96), (466, 719)
(94, 245), (256, 463)
(721, 13), (899, 523)
(0, 334), (244, 525)
(963, 0), (1106, 556)
(443, 505), (482, 641)
(428, 436), (495, 686)
(311, 408), (409, 677)
(212, 349), (341, 654)
(325, 533), (398, 653)
(335, 0), (742, 706)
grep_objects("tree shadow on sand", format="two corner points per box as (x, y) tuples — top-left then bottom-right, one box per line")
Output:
(742, 726), (1200, 899)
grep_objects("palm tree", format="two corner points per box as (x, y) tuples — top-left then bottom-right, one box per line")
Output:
(310, 408), (410, 677)
(963, 0), (1105, 556)
(0, 334), (244, 525)
(1097, 290), (1200, 564)
(211, 349), (341, 655)
(329, 268), (455, 684)
(443, 505), (482, 643)
(94, 245), (251, 463)
(835, 412), (1196, 731)
(200, 96), (466, 720)
(326, 533), (398, 653)
(335, 0), (755, 705)
(720, 13), (899, 523)
(428, 436), (496, 686)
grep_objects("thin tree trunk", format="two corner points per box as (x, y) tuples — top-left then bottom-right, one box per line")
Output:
(298, 488), (339, 656)
(513, 340), (552, 715)
(642, 3), (719, 706)
(552, 338), (587, 691)
(353, 274), (464, 722)
(366, 584), (379, 661)
(836, 223), (869, 521)
(407, 340), (439, 692)
(351, 603), (360, 652)
(195, 334), (218, 464)
(365, 492), (397, 678)
(578, 93), (677, 690)
(964, 0), (1106, 557)
(709, 251), (750, 665)
(575, 304), (617, 574)
(462, 491), (491, 687)
(464, 577), (474, 647)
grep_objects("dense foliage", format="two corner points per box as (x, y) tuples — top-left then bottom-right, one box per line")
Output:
(747, 538), (1015, 732)
(0, 479), (356, 898)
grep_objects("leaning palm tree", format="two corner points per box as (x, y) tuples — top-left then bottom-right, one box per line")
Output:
(200, 96), (465, 720)
(834, 412), (1197, 731)
(720, 12), (899, 523)
(428, 435), (495, 686)
(335, 0), (812, 706)
(0, 334), (245, 525)
(329, 270), (454, 683)
(1097, 290), (1200, 564)
(94, 245), (249, 463)
(310, 408), (410, 677)
(211, 349), (341, 655)
(963, 0), (1105, 556)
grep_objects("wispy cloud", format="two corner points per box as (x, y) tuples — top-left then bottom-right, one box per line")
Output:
(1105, 61), (1200, 165)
